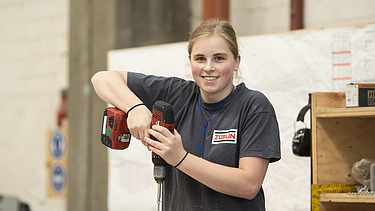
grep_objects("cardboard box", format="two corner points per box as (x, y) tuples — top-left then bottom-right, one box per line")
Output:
(346, 83), (375, 107)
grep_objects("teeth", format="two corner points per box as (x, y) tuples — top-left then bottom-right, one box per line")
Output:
(204, 76), (217, 81)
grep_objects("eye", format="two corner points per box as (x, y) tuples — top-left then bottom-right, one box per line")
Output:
(215, 56), (224, 61)
(195, 56), (205, 61)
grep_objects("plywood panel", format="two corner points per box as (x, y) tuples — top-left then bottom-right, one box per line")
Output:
(315, 117), (375, 184)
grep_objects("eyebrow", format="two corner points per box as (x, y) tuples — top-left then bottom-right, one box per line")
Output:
(192, 53), (228, 57)
(192, 54), (205, 58)
(213, 53), (228, 57)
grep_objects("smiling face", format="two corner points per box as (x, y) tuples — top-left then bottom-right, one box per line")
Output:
(190, 35), (240, 103)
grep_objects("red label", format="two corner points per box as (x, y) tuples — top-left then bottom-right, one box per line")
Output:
(212, 129), (237, 144)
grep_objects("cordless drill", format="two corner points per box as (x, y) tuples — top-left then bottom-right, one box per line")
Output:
(101, 101), (174, 210)
(150, 101), (174, 211)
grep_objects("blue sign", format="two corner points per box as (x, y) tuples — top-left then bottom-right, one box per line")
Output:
(51, 164), (66, 194)
(50, 129), (65, 159)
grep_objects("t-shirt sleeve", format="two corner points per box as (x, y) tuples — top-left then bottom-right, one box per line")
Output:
(239, 92), (281, 163)
(127, 71), (196, 111)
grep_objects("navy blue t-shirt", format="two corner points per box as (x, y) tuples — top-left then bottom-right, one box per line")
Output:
(127, 72), (281, 211)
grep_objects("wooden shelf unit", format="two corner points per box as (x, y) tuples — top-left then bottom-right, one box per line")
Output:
(310, 92), (375, 211)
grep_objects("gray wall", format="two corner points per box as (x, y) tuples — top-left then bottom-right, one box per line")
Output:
(68, 1), (191, 211)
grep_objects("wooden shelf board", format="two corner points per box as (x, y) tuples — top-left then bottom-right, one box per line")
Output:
(320, 193), (375, 204)
(315, 107), (375, 118)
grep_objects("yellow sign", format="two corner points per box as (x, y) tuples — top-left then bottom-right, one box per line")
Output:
(47, 120), (68, 197)
(311, 184), (357, 211)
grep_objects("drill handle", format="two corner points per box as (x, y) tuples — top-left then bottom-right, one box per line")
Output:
(151, 101), (174, 166)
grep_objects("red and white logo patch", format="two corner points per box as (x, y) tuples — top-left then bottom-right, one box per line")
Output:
(212, 129), (237, 144)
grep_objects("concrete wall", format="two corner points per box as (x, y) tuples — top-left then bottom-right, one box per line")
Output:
(231, 0), (375, 36)
(0, 0), (69, 210)
(67, 0), (191, 211)
(0, 0), (375, 211)
(304, 0), (375, 28)
(231, 0), (290, 36)
(115, 0), (191, 48)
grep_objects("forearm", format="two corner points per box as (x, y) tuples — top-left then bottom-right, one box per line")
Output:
(177, 154), (269, 200)
(91, 70), (142, 112)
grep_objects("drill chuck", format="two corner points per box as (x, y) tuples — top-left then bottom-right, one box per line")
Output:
(153, 165), (167, 183)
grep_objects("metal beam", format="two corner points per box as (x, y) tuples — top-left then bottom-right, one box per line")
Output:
(203, 0), (229, 21)
(290, 0), (304, 30)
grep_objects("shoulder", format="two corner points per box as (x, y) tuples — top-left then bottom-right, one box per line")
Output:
(235, 83), (275, 115)
(127, 71), (196, 90)
(128, 71), (194, 85)
(127, 71), (199, 104)
(127, 71), (176, 83)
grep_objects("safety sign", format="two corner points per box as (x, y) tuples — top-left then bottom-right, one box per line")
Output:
(50, 129), (65, 159)
(50, 164), (66, 194)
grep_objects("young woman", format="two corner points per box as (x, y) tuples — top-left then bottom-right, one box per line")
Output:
(92, 19), (280, 211)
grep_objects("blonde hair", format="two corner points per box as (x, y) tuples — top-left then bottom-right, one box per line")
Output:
(188, 19), (239, 60)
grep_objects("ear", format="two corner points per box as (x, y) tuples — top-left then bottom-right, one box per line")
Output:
(234, 54), (241, 71)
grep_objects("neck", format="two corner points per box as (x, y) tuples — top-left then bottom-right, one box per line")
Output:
(200, 85), (236, 103)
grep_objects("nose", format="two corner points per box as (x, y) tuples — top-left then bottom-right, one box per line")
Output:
(203, 61), (215, 71)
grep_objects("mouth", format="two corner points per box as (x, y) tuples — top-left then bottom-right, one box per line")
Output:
(202, 76), (219, 81)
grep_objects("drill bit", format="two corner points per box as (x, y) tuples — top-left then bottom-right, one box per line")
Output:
(153, 164), (166, 211)
(156, 182), (162, 211)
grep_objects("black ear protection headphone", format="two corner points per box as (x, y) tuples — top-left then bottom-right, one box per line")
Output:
(292, 94), (311, 157)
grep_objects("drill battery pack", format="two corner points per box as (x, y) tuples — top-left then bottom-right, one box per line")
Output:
(101, 107), (131, 150)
